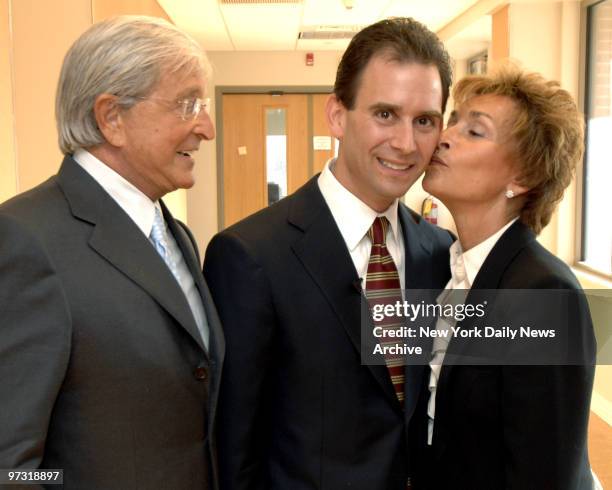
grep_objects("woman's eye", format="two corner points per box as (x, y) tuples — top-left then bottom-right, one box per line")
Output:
(469, 129), (483, 137)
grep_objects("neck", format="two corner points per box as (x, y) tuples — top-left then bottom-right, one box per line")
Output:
(87, 145), (161, 202)
(448, 201), (517, 251)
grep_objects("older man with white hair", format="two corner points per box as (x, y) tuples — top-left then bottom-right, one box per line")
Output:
(0, 16), (223, 489)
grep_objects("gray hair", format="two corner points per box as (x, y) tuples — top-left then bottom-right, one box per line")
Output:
(56, 15), (210, 154)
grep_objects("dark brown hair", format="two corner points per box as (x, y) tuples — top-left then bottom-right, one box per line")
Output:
(334, 17), (452, 112)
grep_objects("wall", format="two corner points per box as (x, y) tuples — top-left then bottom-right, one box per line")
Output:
(189, 50), (342, 250)
(1, 0), (188, 221)
(508, 0), (611, 426)
(0, 0), (17, 203)
(508, 2), (563, 254)
(11, 0), (91, 192)
(92, 0), (170, 20)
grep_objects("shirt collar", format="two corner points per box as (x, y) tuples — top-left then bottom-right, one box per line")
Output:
(73, 149), (158, 237)
(450, 218), (518, 287)
(317, 158), (400, 251)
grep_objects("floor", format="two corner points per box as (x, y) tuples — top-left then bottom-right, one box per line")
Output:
(589, 411), (612, 489)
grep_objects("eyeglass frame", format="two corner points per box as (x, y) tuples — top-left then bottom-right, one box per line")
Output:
(121, 95), (211, 121)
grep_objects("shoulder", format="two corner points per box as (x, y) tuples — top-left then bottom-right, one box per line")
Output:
(0, 176), (66, 230)
(212, 177), (324, 248)
(399, 202), (454, 250)
(0, 211), (62, 286)
(501, 237), (581, 290)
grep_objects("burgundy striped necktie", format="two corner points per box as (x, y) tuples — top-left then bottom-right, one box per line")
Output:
(365, 216), (405, 407)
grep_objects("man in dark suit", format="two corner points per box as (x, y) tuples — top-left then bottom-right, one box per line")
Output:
(0, 16), (224, 489)
(204, 18), (453, 490)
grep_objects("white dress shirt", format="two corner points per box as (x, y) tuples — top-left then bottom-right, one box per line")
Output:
(427, 218), (517, 444)
(73, 149), (209, 350)
(317, 158), (406, 291)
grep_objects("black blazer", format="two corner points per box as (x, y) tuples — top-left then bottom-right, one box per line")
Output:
(412, 220), (596, 490)
(204, 176), (453, 490)
(0, 156), (225, 490)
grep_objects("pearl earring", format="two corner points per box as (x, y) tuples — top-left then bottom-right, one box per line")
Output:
(505, 189), (515, 199)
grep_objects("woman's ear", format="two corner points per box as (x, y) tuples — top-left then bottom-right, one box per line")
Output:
(93, 94), (125, 147)
(325, 94), (347, 140)
(507, 177), (530, 198)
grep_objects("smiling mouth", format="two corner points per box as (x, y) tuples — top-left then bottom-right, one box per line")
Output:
(377, 157), (414, 171)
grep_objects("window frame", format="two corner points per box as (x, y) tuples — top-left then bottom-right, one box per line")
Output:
(577, 0), (612, 280)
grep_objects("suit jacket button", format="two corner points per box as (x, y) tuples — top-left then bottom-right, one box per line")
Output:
(194, 366), (207, 381)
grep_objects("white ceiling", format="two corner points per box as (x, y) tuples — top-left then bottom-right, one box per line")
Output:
(158, 0), (491, 58)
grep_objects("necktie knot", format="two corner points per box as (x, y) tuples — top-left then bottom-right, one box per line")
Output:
(367, 216), (390, 247)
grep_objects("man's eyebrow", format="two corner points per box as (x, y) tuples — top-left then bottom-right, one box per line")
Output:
(367, 103), (443, 120)
(176, 87), (203, 99)
(368, 102), (402, 112)
(420, 110), (443, 120)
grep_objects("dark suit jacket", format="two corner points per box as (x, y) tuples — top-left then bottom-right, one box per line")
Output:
(0, 156), (225, 490)
(203, 176), (453, 490)
(412, 220), (596, 490)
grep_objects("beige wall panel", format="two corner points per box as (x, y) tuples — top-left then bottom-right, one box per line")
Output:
(12, 0), (91, 192)
(209, 51), (339, 87)
(0, 0), (17, 202)
(508, 2), (562, 254)
(92, 0), (170, 21)
(491, 4), (509, 64)
(509, 2), (562, 78)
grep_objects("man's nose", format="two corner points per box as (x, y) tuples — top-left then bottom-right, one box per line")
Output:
(390, 122), (416, 154)
(194, 111), (215, 141)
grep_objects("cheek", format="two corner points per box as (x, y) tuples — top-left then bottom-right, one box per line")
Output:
(416, 132), (440, 153)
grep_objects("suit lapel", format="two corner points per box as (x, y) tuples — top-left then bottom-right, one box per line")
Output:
(398, 205), (438, 421)
(435, 221), (535, 415)
(163, 202), (225, 437)
(288, 178), (400, 408)
(57, 156), (205, 352)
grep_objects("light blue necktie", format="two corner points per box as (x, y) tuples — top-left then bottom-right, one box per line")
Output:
(149, 207), (179, 280)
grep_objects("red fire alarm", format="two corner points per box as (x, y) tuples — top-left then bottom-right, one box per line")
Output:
(306, 52), (314, 66)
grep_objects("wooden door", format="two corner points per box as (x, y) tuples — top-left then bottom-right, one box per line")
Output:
(312, 93), (336, 175)
(221, 92), (334, 228)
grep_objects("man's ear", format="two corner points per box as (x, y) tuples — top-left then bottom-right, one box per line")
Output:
(93, 94), (125, 147)
(325, 94), (347, 140)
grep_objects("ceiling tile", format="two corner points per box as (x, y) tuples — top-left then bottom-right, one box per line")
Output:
(301, 0), (388, 26)
(221, 3), (303, 50)
(383, 0), (481, 31)
(159, 0), (233, 50)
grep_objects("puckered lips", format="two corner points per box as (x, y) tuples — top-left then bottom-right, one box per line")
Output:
(429, 154), (447, 167)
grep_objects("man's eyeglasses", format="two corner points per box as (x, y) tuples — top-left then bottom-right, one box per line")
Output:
(124, 95), (211, 121)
